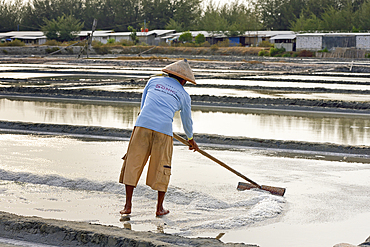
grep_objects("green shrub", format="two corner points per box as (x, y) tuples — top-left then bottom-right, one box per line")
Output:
(210, 44), (219, 51)
(179, 31), (193, 43)
(365, 53), (370, 58)
(195, 33), (205, 44)
(216, 39), (230, 47)
(120, 39), (135, 46)
(0, 39), (25, 46)
(258, 50), (269, 56)
(202, 41), (211, 47)
(269, 47), (279, 56)
(258, 41), (274, 47)
(318, 47), (329, 53)
(44, 39), (61, 46)
(107, 38), (116, 44)
(182, 42), (196, 47)
(278, 47), (286, 53)
(282, 53), (291, 57)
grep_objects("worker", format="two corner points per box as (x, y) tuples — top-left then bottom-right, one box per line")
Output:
(119, 59), (199, 216)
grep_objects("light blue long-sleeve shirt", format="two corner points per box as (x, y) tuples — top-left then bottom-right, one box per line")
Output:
(135, 76), (194, 139)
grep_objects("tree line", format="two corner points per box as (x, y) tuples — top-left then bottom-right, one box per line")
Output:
(1, 0), (370, 34)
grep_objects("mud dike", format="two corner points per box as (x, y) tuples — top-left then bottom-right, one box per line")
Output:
(0, 211), (253, 247)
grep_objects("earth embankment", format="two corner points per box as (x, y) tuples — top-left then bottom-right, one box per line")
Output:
(0, 211), (253, 247)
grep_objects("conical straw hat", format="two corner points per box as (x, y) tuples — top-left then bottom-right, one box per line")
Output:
(162, 59), (196, 85)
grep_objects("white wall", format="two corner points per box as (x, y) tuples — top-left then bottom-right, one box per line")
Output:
(297, 36), (322, 50)
(109, 35), (130, 42)
(92, 36), (109, 44)
(356, 35), (370, 49)
(38, 38), (46, 45)
(274, 43), (293, 52)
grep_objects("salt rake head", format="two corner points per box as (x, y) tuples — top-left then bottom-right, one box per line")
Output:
(237, 182), (286, 197)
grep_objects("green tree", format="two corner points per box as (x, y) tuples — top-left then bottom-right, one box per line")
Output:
(140, 0), (173, 29)
(290, 11), (320, 31)
(112, 0), (140, 31)
(165, 18), (184, 31)
(199, 2), (228, 35)
(171, 0), (201, 31)
(319, 5), (353, 31)
(0, 0), (23, 32)
(179, 31), (193, 43)
(195, 33), (205, 44)
(41, 14), (84, 41)
(219, 1), (261, 36)
(128, 26), (139, 44)
(255, 0), (289, 30)
(20, 0), (86, 31)
(355, 0), (370, 30)
(41, 18), (59, 40)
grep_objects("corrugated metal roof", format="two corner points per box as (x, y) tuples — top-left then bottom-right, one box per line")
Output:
(297, 32), (370, 36)
(2, 31), (44, 36)
(270, 34), (296, 40)
(78, 30), (113, 36)
(161, 34), (179, 39)
(242, 31), (295, 37)
(146, 30), (175, 36)
(11, 36), (47, 39)
(109, 32), (131, 36)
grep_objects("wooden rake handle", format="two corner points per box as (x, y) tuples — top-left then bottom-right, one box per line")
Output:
(172, 133), (261, 188)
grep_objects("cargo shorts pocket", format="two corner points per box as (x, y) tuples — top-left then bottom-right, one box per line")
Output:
(119, 158), (127, 183)
(157, 166), (171, 186)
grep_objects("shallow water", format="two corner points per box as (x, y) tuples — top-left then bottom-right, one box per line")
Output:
(1, 63), (370, 85)
(0, 133), (369, 247)
(244, 74), (370, 83)
(197, 78), (370, 89)
(1, 98), (369, 146)
(0, 134), (285, 236)
(58, 84), (370, 102)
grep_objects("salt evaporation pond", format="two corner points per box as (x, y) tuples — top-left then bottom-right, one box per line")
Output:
(243, 74), (370, 83)
(1, 98), (369, 146)
(58, 83), (370, 102)
(0, 133), (369, 247)
(0, 133), (285, 236)
(197, 79), (370, 90)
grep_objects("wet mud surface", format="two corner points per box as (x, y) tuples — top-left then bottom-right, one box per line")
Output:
(0, 211), (253, 247)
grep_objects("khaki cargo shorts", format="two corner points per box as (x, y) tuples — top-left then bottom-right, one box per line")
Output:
(119, 127), (173, 192)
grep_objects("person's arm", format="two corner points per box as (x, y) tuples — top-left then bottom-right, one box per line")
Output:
(140, 79), (151, 109)
(180, 96), (199, 152)
(188, 137), (199, 152)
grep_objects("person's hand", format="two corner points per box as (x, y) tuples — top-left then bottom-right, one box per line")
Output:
(188, 139), (199, 152)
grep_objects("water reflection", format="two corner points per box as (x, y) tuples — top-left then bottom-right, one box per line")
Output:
(197, 79), (370, 90)
(244, 75), (370, 83)
(0, 98), (369, 146)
